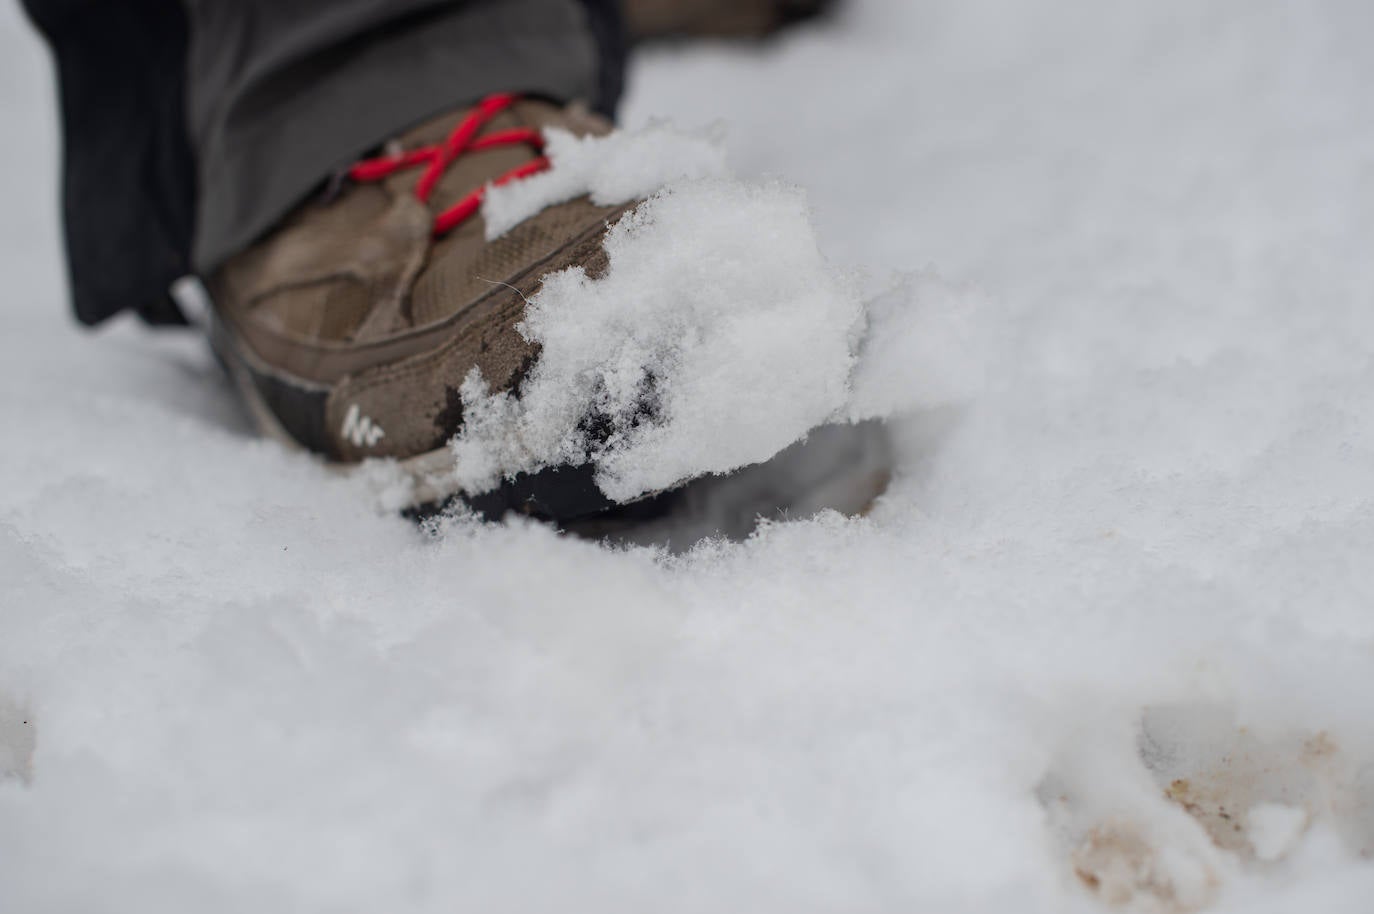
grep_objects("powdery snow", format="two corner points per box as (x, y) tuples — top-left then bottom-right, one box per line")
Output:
(1248, 805), (1309, 863)
(3, 2), (1374, 913)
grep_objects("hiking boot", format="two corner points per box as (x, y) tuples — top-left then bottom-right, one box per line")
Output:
(206, 94), (634, 510)
(624, 0), (836, 41)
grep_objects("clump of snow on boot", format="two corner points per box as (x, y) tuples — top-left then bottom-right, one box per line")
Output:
(454, 177), (866, 503)
(482, 121), (728, 239)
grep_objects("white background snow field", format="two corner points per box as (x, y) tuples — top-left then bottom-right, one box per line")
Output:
(2, 1), (1373, 911)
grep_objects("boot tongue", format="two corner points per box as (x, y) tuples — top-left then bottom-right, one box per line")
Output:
(355, 99), (617, 338)
(350, 105), (539, 339)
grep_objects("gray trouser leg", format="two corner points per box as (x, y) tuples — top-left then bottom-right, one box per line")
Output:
(184, 0), (599, 272)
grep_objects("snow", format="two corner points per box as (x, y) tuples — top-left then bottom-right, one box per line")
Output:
(481, 120), (727, 239)
(1248, 805), (1308, 863)
(4, 1), (1374, 912)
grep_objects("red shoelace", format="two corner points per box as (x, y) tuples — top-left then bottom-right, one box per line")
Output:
(348, 93), (550, 237)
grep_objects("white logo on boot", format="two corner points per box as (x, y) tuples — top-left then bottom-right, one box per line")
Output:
(341, 403), (386, 448)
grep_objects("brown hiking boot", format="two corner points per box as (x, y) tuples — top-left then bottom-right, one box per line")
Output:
(207, 94), (634, 509)
(624, 0), (836, 41)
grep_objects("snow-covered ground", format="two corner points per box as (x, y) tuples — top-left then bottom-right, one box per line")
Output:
(4, 1), (1374, 911)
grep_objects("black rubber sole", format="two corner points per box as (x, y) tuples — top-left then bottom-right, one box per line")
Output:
(410, 420), (894, 552)
(406, 461), (688, 525)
